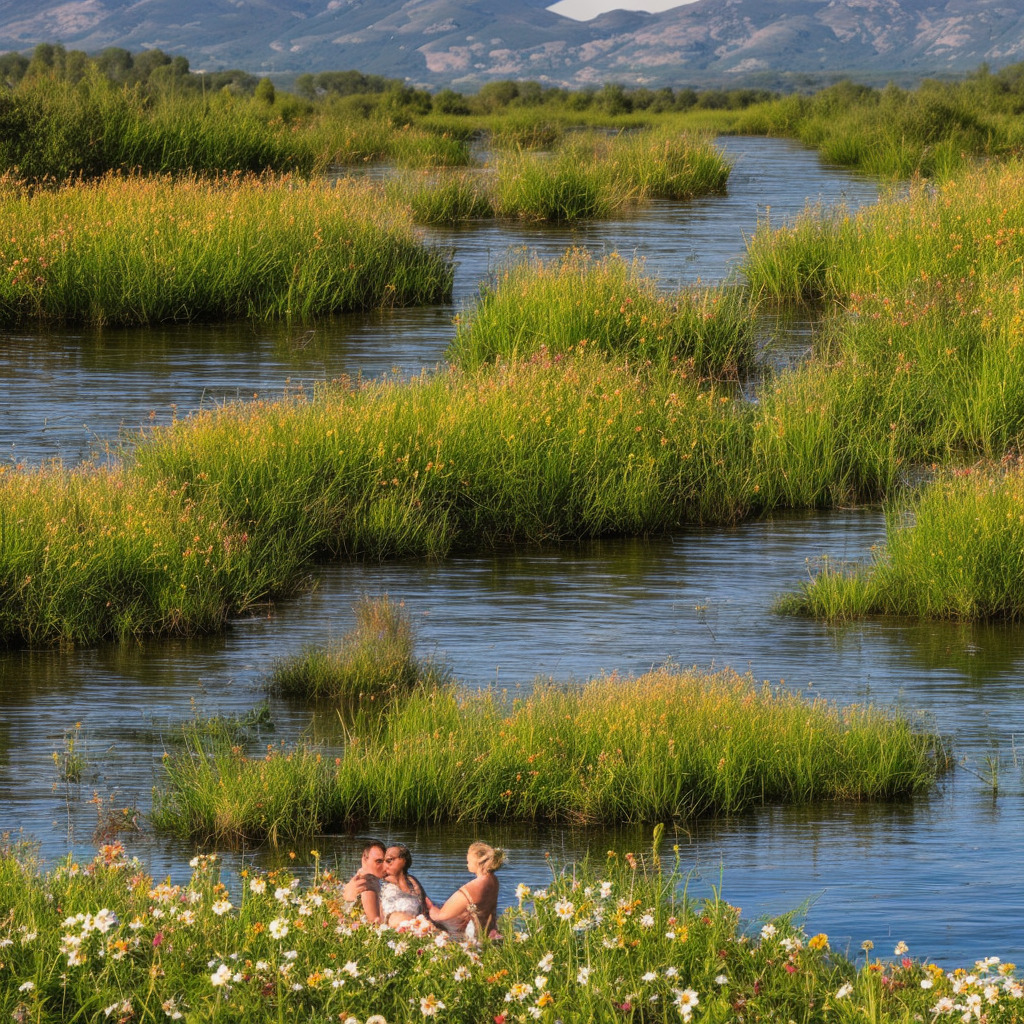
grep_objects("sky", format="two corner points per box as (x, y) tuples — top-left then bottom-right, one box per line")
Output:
(547, 0), (699, 20)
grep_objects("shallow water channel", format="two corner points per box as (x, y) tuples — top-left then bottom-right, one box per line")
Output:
(2, 137), (1022, 964)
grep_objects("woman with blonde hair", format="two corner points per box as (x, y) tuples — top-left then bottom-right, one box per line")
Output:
(428, 841), (504, 940)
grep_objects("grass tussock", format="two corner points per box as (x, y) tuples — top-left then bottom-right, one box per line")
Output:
(385, 170), (494, 224)
(491, 130), (729, 223)
(780, 459), (1024, 622)
(449, 251), (757, 376)
(270, 595), (447, 700)
(5, 840), (1018, 1024)
(153, 666), (944, 842)
(0, 172), (453, 326)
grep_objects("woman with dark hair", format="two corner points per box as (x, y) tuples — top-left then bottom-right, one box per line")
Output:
(342, 843), (430, 928)
(379, 844), (430, 927)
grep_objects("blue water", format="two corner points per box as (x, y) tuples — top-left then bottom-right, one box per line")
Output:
(2, 138), (1021, 964)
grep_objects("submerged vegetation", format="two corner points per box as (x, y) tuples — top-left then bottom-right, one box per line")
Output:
(154, 666), (943, 842)
(4, 841), (1020, 1024)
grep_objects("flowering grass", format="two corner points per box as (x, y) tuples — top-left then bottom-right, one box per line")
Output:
(270, 595), (449, 701)
(0, 338), (916, 646)
(0, 173), (453, 326)
(490, 131), (729, 223)
(3, 839), (1019, 1024)
(153, 667), (944, 842)
(741, 160), (1024, 472)
(779, 458), (1024, 621)
(449, 251), (756, 376)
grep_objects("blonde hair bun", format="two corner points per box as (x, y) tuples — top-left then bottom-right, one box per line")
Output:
(469, 841), (505, 872)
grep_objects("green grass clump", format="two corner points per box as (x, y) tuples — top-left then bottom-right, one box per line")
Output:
(489, 131), (731, 223)
(744, 161), (1024, 465)
(386, 170), (494, 224)
(719, 77), (1022, 178)
(779, 459), (1024, 621)
(450, 250), (757, 376)
(605, 129), (731, 200)
(154, 666), (944, 842)
(2, 337), (924, 646)
(5, 840), (1014, 1024)
(0, 173), (453, 325)
(270, 595), (446, 700)
(493, 144), (623, 222)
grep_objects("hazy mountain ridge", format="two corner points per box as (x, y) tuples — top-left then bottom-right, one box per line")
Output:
(0, 0), (1022, 86)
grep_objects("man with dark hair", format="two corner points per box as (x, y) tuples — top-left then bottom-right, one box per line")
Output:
(342, 840), (386, 923)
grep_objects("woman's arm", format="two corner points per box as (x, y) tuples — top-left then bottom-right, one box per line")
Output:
(427, 887), (469, 924)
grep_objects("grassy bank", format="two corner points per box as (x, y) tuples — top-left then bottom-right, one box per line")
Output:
(0, 75), (476, 179)
(743, 160), (1024, 464)
(449, 251), (756, 376)
(0, 173), (452, 325)
(779, 460), (1024, 621)
(154, 666), (943, 842)
(706, 74), (1024, 178)
(6, 841), (1018, 1024)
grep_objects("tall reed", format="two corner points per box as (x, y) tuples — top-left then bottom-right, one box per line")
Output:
(450, 250), (757, 376)
(779, 459), (1024, 621)
(153, 666), (944, 841)
(0, 173), (452, 325)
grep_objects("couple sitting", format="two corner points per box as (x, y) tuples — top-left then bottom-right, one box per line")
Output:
(343, 839), (503, 940)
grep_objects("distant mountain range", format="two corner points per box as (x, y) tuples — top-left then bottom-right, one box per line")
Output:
(1, 0), (1022, 88)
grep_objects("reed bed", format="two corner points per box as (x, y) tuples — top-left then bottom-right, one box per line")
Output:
(744, 161), (1024, 303)
(385, 170), (494, 224)
(2, 338), (922, 646)
(384, 130), (731, 225)
(780, 459), (1024, 621)
(603, 129), (731, 201)
(0, 173), (452, 325)
(154, 666), (943, 841)
(0, 464), (263, 646)
(0, 78), (320, 179)
(325, 120), (474, 169)
(6, 840), (1016, 1024)
(492, 145), (624, 222)
(0, 77), (478, 178)
(449, 251), (756, 375)
(725, 80), (1020, 178)
(744, 160), (1024, 466)
(270, 595), (447, 700)
(490, 131), (730, 223)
